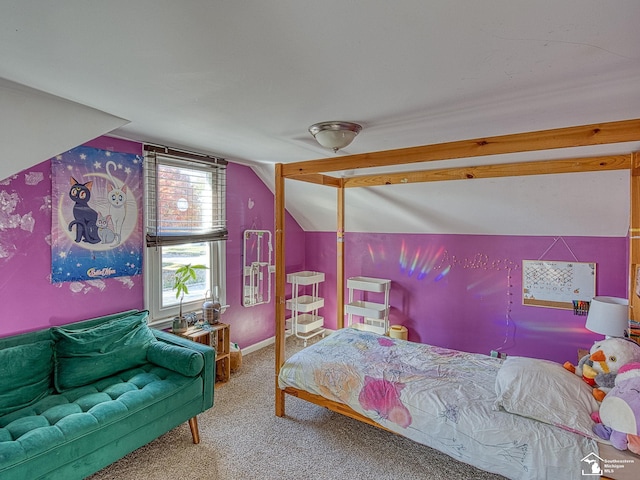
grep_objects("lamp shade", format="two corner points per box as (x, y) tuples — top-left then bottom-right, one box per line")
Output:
(585, 296), (629, 338)
(309, 121), (362, 152)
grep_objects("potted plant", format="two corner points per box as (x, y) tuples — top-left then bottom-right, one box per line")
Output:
(172, 263), (207, 333)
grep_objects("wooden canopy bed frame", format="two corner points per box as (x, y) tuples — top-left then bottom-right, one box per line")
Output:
(273, 118), (640, 478)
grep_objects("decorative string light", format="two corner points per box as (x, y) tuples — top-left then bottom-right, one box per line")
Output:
(432, 250), (518, 353)
(434, 250), (519, 272)
(494, 267), (515, 353)
(392, 245), (519, 352)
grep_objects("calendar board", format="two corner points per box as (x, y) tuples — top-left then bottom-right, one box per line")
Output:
(522, 260), (596, 310)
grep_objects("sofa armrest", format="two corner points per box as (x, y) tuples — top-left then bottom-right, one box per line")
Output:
(151, 329), (215, 410)
(147, 342), (204, 377)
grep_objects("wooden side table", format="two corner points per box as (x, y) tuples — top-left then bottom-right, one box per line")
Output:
(180, 323), (231, 386)
(578, 348), (589, 363)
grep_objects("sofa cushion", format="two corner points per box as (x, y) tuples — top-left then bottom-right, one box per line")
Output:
(147, 342), (204, 377)
(51, 310), (157, 392)
(0, 341), (53, 416)
(0, 363), (203, 472)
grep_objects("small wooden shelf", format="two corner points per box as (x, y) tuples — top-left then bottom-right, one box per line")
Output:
(180, 322), (231, 386)
(577, 348), (589, 363)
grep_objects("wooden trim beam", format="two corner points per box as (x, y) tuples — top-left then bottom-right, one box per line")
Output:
(629, 152), (640, 327)
(275, 163), (286, 417)
(282, 118), (640, 177)
(343, 154), (631, 188)
(337, 185), (345, 329)
(282, 387), (391, 432)
(632, 151), (640, 178)
(287, 173), (342, 188)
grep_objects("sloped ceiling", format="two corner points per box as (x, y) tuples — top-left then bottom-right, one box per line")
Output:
(0, 78), (128, 182)
(1, 1), (639, 235)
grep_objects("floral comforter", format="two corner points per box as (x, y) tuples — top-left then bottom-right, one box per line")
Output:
(278, 328), (597, 480)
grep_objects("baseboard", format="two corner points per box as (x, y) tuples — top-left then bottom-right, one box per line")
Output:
(242, 329), (335, 356)
(242, 336), (275, 355)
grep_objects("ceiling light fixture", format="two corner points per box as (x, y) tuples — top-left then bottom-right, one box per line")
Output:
(308, 121), (362, 153)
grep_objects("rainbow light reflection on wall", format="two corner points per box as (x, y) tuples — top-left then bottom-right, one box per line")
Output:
(397, 239), (448, 281)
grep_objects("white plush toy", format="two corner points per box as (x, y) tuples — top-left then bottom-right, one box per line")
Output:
(592, 362), (640, 454)
(567, 338), (640, 402)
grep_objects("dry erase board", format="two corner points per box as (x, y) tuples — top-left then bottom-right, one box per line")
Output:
(522, 260), (596, 310)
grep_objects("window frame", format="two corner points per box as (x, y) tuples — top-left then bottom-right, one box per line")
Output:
(145, 240), (226, 325)
(143, 146), (227, 327)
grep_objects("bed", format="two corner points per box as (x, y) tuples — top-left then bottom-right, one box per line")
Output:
(273, 119), (640, 479)
(280, 327), (611, 479)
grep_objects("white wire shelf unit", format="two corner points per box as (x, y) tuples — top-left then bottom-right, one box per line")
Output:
(285, 271), (326, 346)
(345, 276), (391, 335)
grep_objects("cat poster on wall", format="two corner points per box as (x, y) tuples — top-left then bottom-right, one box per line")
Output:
(51, 146), (143, 283)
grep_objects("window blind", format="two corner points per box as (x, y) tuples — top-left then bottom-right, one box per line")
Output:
(144, 146), (228, 247)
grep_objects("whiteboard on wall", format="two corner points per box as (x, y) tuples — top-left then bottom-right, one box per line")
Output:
(522, 260), (596, 310)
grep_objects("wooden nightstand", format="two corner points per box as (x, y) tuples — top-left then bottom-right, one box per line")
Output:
(179, 323), (231, 386)
(577, 348), (589, 362)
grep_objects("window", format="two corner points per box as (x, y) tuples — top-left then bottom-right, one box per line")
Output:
(144, 146), (227, 324)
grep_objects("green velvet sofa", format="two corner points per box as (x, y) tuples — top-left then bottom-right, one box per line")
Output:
(0, 310), (214, 480)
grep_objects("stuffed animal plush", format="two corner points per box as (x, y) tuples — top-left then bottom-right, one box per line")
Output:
(564, 353), (598, 386)
(564, 337), (640, 401)
(592, 362), (640, 454)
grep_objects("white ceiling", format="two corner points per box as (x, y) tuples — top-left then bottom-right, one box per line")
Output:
(2, 1), (640, 235)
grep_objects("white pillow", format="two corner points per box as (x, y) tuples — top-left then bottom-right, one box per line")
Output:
(494, 356), (601, 439)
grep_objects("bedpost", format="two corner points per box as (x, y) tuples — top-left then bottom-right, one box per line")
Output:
(629, 152), (640, 343)
(337, 182), (345, 329)
(275, 163), (286, 417)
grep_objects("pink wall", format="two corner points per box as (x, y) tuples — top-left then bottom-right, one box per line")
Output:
(0, 136), (144, 335)
(0, 137), (305, 350)
(222, 162), (305, 348)
(304, 232), (628, 364)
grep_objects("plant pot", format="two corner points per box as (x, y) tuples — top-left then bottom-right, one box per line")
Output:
(172, 316), (188, 334)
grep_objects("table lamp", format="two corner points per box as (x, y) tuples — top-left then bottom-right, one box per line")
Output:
(585, 296), (629, 338)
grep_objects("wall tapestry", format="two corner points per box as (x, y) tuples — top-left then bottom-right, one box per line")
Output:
(51, 146), (143, 283)
(522, 260), (596, 310)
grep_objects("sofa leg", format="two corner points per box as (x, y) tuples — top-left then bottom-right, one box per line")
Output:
(188, 417), (200, 444)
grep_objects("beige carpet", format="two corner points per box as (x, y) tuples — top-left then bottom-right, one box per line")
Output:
(88, 338), (507, 480)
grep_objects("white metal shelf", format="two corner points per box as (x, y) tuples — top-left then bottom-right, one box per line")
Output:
(347, 276), (390, 292)
(344, 300), (387, 319)
(285, 295), (324, 312)
(286, 314), (324, 334)
(286, 271), (325, 285)
(345, 277), (391, 335)
(286, 271), (325, 346)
